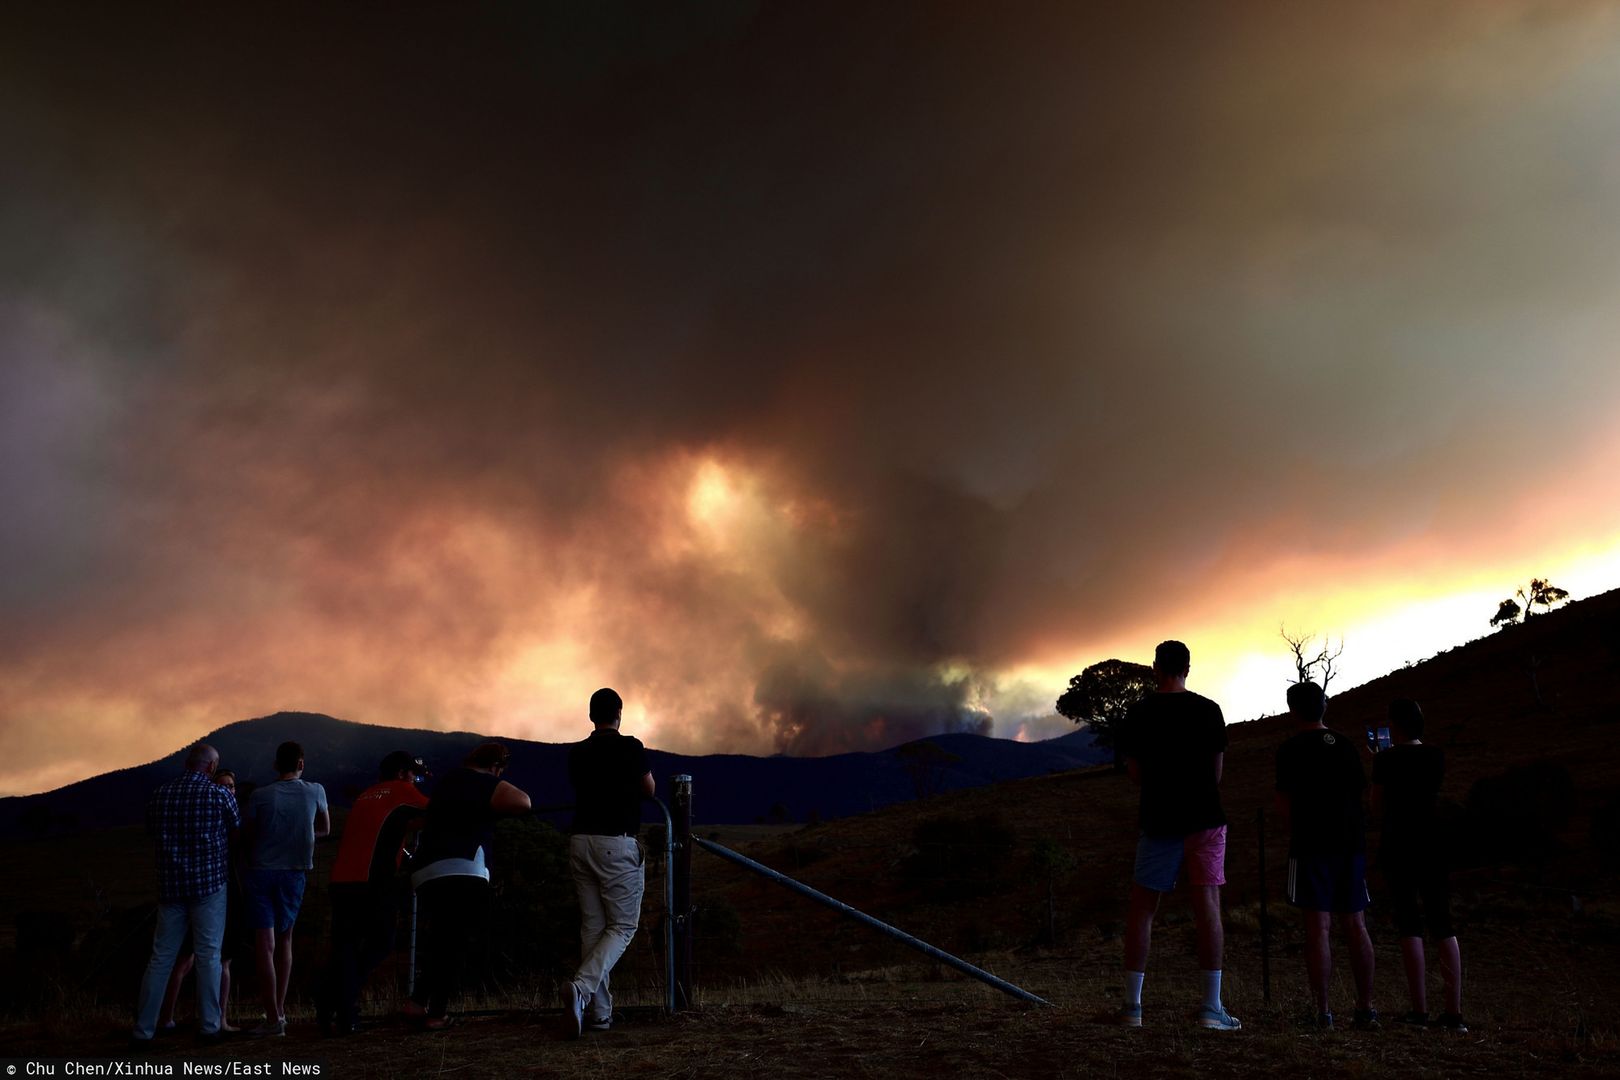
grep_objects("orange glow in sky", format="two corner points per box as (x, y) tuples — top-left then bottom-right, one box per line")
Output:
(5, 3), (1620, 795)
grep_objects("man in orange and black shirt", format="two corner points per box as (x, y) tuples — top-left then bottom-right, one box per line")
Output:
(318, 751), (430, 1035)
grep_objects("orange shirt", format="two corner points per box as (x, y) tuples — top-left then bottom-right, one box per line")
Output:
(330, 780), (429, 885)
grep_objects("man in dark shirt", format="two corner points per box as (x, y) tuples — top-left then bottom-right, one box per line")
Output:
(1371, 698), (1465, 1031)
(563, 687), (654, 1038)
(1275, 680), (1376, 1029)
(1113, 640), (1238, 1031)
(318, 750), (430, 1035)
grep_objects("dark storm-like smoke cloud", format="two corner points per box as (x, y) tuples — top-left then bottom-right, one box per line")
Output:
(3, 2), (1620, 790)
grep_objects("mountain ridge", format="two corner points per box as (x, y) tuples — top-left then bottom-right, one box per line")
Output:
(0, 712), (1109, 835)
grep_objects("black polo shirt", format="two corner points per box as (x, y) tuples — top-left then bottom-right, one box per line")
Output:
(1116, 690), (1229, 839)
(568, 729), (650, 837)
(1276, 727), (1367, 856)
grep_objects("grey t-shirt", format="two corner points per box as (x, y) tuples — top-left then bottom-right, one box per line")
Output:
(247, 778), (329, 870)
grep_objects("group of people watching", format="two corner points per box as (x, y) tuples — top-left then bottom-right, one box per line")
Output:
(1116, 640), (1466, 1033)
(132, 687), (652, 1046)
(135, 654), (1464, 1043)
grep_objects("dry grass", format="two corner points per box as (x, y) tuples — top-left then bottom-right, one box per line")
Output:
(4, 905), (1617, 1078)
(5, 592), (1620, 1075)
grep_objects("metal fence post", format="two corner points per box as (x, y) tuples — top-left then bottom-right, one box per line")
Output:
(1257, 806), (1270, 1004)
(672, 774), (694, 1010)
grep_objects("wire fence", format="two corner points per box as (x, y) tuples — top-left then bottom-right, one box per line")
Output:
(3, 772), (1614, 1020)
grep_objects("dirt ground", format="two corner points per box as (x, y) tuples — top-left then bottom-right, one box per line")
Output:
(5, 916), (1617, 1080)
(2, 994), (1615, 1080)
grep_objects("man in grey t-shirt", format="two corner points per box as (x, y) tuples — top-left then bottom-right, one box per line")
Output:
(244, 740), (329, 1036)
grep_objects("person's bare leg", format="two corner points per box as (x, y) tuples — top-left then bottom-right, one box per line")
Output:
(1304, 911), (1332, 1016)
(255, 929), (279, 1024)
(1124, 884), (1161, 973)
(1193, 886), (1224, 971)
(219, 959), (237, 1032)
(1120, 883), (1161, 1016)
(274, 931), (294, 1022)
(1437, 936), (1462, 1016)
(159, 953), (195, 1028)
(1340, 912), (1375, 1012)
(1400, 936), (1427, 1014)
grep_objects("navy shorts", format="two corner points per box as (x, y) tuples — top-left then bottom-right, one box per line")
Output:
(1384, 857), (1454, 939)
(246, 867), (307, 932)
(1287, 853), (1370, 914)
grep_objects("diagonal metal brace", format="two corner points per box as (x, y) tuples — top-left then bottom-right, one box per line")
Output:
(693, 836), (1053, 1007)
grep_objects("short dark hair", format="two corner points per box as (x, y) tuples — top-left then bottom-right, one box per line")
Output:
(1286, 681), (1327, 723)
(465, 741), (510, 770)
(274, 741), (304, 774)
(589, 687), (623, 724)
(214, 768), (236, 785)
(1153, 640), (1190, 675)
(1388, 698), (1425, 738)
(379, 750), (427, 782)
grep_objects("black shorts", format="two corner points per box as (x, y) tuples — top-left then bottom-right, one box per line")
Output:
(1384, 856), (1453, 939)
(1287, 853), (1370, 914)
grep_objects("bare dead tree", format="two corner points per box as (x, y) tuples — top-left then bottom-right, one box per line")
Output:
(1280, 626), (1345, 692)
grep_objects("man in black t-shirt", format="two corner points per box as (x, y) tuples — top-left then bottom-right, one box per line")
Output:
(1113, 640), (1238, 1031)
(1371, 698), (1466, 1031)
(563, 687), (655, 1038)
(1275, 680), (1376, 1029)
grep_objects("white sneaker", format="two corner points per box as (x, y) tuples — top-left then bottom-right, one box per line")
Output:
(1196, 1006), (1241, 1031)
(562, 985), (584, 1040)
(246, 1018), (286, 1038)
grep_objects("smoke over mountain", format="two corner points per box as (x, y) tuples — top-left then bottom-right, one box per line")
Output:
(4, 3), (1620, 793)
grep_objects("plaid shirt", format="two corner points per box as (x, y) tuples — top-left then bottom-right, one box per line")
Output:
(147, 770), (240, 903)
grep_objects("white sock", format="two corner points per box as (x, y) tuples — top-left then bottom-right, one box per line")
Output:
(1201, 970), (1223, 1011)
(1125, 970), (1145, 1007)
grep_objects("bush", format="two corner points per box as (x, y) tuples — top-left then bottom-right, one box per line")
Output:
(1593, 792), (1620, 871)
(695, 896), (743, 956)
(901, 814), (1016, 900)
(1463, 760), (1576, 867)
(485, 817), (579, 985)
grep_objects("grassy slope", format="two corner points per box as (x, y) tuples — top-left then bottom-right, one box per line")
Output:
(2, 590), (1618, 1075)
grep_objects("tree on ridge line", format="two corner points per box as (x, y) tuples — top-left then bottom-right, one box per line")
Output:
(1055, 658), (1155, 762)
(1281, 626), (1343, 692)
(1491, 577), (1569, 629)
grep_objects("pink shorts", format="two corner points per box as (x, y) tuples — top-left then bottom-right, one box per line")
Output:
(1133, 826), (1227, 892)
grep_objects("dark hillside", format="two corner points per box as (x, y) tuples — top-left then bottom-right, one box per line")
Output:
(692, 586), (1620, 982)
(0, 715), (1108, 837)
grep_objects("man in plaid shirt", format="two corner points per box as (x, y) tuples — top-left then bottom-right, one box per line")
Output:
(132, 742), (240, 1047)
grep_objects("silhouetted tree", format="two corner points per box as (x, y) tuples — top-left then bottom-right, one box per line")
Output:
(1489, 577), (1569, 628)
(1029, 837), (1077, 945)
(896, 740), (962, 799)
(1521, 577), (1570, 618)
(1055, 659), (1155, 752)
(1490, 598), (1522, 628)
(1280, 627), (1344, 692)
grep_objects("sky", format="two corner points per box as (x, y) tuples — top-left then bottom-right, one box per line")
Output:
(3, 2), (1620, 796)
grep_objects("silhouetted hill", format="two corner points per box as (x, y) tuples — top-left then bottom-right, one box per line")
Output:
(686, 586), (1620, 986)
(0, 713), (1108, 836)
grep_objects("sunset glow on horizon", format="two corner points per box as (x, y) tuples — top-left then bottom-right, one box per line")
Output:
(5, 4), (1620, 796)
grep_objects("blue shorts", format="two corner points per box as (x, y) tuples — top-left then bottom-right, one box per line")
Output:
(245, 867), (307, 932)
(1287, 854), (1370, 914)
(1133, 827), (1227, 892)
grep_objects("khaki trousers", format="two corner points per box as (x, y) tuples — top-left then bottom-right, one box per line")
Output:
(569, 834), (645, 1020)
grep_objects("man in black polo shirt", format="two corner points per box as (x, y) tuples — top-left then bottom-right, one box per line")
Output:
(563, 687), (654, 1038)
(1275, 680), (1377, 1030)
(1112, 640), (1238, 1031)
